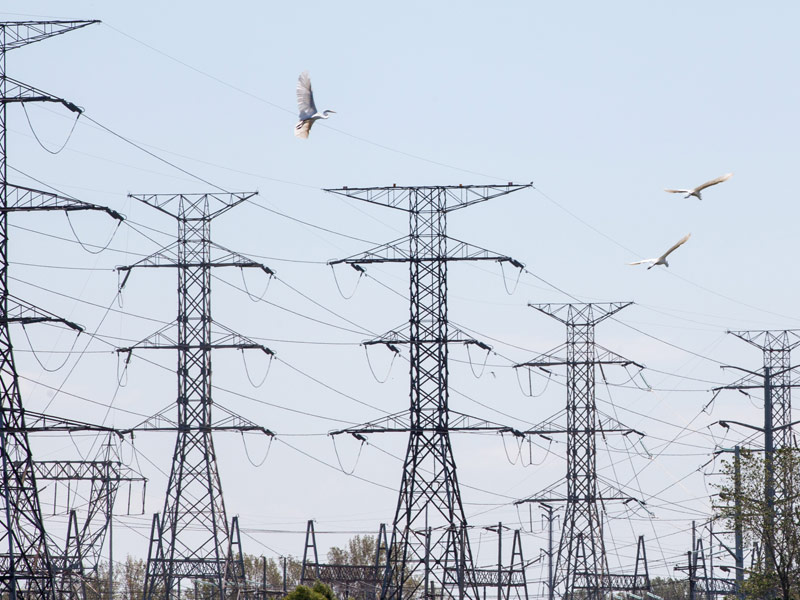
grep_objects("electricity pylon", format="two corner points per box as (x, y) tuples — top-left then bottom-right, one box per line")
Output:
(0, 20), (124, 600)
(514, 303), (650, 600)
(327, 183), (532, 600)
(726, 330), (800, 449)
(713, 330), (800, 593)
(116, 193), (274, 600)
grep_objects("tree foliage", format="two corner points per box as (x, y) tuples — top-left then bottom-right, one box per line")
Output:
(327, 535), (382, 567)
(283, 582), (337, 600)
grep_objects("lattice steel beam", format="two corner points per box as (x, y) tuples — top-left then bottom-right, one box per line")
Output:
(327, 183), (531, 600)
(119, 193), (273, 600)
(515, 303), (648, 600)
(0, 20), (112, 600)
(727, 330), (800, 449)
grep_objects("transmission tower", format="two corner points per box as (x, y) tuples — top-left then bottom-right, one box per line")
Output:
(0, 20), (125, 600)
(713, 330), (800, 593)
(327, 183), (531, 600)
(726, 330), (800, 449)
(116, 193), (274, 600)
(514, 303), (650, 600)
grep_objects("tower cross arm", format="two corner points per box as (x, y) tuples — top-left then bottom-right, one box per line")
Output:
(727, 329), (800, 352)
(330, 410), (526, 437)
(323, 183), (533, 213)
(124, 403), (273, 436)
(0, 20), (99, 51)
(1, 76), (83, 113)
(529, 301), (633, 326)
(3, 294), (82, 331)
(329, 236), (524, 267)
(32, 460), (146, 484)
(3, 183), (124, 221)
(128, 192), (257, 221)
(115, 322), (274, 356)
(514, 346), (643, 370)
(116, 242), (273, 285)
(17, 411), (126, 437)
(712, 363), (800, 393)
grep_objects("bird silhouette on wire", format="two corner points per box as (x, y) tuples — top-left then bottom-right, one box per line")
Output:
(294, 71), (335, 139)
(628, 233), (691, 269)
(664, 173), (733, 200)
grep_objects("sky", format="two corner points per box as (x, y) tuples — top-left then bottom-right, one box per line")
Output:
(2, 1), (799, 596)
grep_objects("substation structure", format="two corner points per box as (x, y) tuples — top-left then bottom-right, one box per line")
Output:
(514, 303), (651, 600)
(116, 193), (275, 600)
(300, 521), (389, 600)
(33, 434), (147, 600)
(0, 19), (128, 600)
(327, 183), (532, 600)
(674, 521), (739, 600)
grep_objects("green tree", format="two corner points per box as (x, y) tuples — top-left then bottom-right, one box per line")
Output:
(714, 447), (800, 600)
(327, 535), (383, 567)
(283, 582), (337, 600)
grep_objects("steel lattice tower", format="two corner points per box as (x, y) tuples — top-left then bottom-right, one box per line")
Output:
(727, 330), (800, 449)
(116, 193), (274, 600)
(516, 303), (641, 600)
(327, 183), (531, 600)
(0, 20), (125, 600)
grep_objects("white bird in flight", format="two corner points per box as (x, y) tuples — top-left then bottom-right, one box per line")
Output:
(628, 233), (691, 270)
(295, 71), (335, 139)
(664, 172), (733, 200)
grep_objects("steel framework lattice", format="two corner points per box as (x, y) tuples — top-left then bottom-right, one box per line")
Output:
(515, 303), (645, 600)
(0, 20), (124, 600)
(327, 183), (531, 600)
(116, 193), (274, 600)
(34, 433), (146, 582)
(728, 330), (800, 449)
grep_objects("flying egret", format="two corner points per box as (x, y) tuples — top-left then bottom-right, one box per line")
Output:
(294, 71), (335, 139)
(664, 173), (733, 200)
(628, 233), (691, 270)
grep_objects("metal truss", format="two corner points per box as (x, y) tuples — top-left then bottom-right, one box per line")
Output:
(726, 330), (800, 449)
(33, 434), (147, 579)
(514, 303), (649, 600)
(714, 329), (800, 588)
(675, 527), (738, 600)
(301, 520), (388, 600)
(0, 19), (120, 600)
(467, 525), (528, 600)
(327, 183), (531, 600)
(117, 193), (274, 600)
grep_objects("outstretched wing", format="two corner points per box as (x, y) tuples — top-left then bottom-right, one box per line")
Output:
(294, 119), (314, 139)
(296, 71), (317, 120)
(694, 172), (733, 192)
(664, 188), (691, 195)
(660, 233), (691, 260)
(628, 259), (657, 266)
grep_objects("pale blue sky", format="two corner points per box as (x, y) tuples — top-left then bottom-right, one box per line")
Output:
(2, 1), (798, 593)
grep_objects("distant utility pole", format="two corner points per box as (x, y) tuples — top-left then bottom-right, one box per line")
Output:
(514, 303), (649, 600)
(0, 19), (124, 600)
(713, 446), (745, 600)
(117, 193), (274, 600)
(327, 183), (531, 600)
(540, 505), (556, 600)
